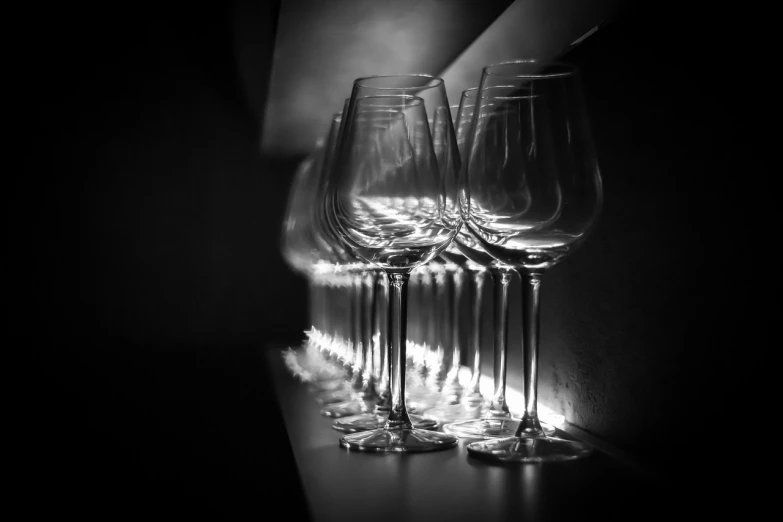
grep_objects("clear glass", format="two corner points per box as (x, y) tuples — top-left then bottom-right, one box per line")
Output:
(279, 145), (353, 390)
(281, 112), (377, 409)
(315, 115), (380, 418)
(336, 75), (463, 429)
(413, 95), (478, 424)
(440, 87), (555, 438)
(313, 107), (438, 433)
(461, 60), (602, 462)
(330, 93), (459, 452)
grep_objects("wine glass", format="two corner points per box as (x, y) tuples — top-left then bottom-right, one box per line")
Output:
(279, 144), (353, 386)
(289, 112), (380, 417)
(428, 101), (467, 401)
(329, 93), (459, 452)
(413, 96), (482, 424)
(451, 91), (487, 412)
(441, 86), (557, 439)
(462, 60), (602, 462)
(453, 90), (487, 412)
(336, 76), (462, 423)
(276, 113), (366, 407)
(312, 105), (437, 433)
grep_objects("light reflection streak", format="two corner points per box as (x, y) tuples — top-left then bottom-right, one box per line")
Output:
(286, 328), (565, 428)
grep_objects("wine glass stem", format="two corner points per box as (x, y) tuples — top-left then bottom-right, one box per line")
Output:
(350, 273), (364, 389)
(334, 281), (344, 351)
(385, 271), (413, 430)
(307, 279), (317, 334)
(489, 267), (513, 417)
(313, 278), (322, 335)
(360, 271), (377, 399)
(467, 268), (486, 395)
(422, 271), (437, 385)
(517, 270), (545, 436)
(450, 268), (464, 374)
(369, 271), (381, 383)
(436, 268), (452, 385)
(375, 272), (391, 413)
(318, 278), (328, 337)
(425, 271), (437, 356)
(444, 268), (465, 392)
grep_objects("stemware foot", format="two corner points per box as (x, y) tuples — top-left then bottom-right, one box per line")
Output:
(406, 389), (441, 413)
(332, 413), (439, 433)
(442, 417), (557, 439)
(466, 436), (592, 463)
(313, 388), (355, 405)
(339, 427), (457, 453)
(308, 378), (347, 393)
(320, 399), (370, 418)
(419, 401), (484, 424)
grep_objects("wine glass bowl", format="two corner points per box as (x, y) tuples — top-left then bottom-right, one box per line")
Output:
(462, 90), (601, 271)
(332, 106), (455, 270)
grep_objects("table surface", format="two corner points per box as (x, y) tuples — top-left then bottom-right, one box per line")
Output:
(266, 348), (678, 522)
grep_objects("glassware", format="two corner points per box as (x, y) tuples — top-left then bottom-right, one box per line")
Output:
(329, 92), (459, 452)
(279, 144), (352, 389)
(461, 60), (602, 462)
(405, 263), (444, 413)
(414, 95), (481, 424)
(332, 76), (462, 430)
(444, 86), (567, 438)
(453, 91), (487, 413)
(314, 106), (437, 433)
(276, 112), (371, 408)
(440, 87), (552, 438)
(296, 112), (382, 416)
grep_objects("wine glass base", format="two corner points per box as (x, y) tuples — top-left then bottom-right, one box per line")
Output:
(420, 401), (485, 424)
(332, 413), (439, 433)
(308, 377), (348, 392)
(406, 391), (441, 414)
(442, 417), (557, 439)
(466, 436), (593, 463)
(339, 427), (457, 453)
(320, 399), (370, 418)
(313, 388), (355, 405)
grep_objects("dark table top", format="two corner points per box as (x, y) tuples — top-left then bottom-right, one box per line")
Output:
(266, 348), (679, 522)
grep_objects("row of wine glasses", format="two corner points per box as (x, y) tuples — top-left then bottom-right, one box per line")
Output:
(280, 59), (603, 462)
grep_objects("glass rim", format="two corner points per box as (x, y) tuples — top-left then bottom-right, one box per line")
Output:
(469, 85), (529, 100)
(353, 93), (424, 105)
(486, 94), (539, 101)
(351, 95), (425, 118)
(479, 86), (540, 101)
(353, 74), (444, 90)
(482, 60), (577, 79)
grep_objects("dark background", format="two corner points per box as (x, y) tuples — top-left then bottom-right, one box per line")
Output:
(18, 0), (757, 519)
(22, 1), (311, 519)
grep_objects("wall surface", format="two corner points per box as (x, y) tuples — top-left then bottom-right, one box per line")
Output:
(25, 3), (313, 517)
(249, 0), (514, 156)
(438, 0), (622, 112)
